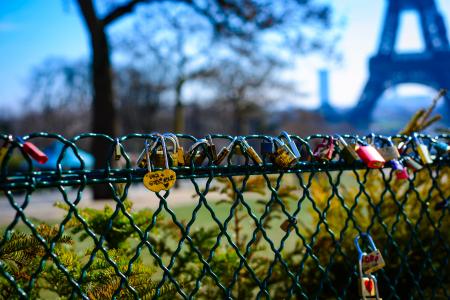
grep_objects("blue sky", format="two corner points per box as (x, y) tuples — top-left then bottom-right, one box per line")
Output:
(1, 0), (450, 113)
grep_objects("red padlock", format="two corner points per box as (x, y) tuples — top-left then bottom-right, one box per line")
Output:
(18, 137), (48, 164)
(389, 160), (408, 180)
(356, 144), (385, 169)
(395, 167), (409, 180)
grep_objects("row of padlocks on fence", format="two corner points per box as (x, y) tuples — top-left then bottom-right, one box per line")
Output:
(132, 132), (449, 171)
(131, 132), (448, 192)
(1, 132), (449, 193)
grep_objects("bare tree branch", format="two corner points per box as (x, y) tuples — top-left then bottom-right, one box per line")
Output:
(103, 0), (150, 25)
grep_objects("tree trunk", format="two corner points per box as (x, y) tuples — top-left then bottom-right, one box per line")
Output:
(174, 80), (184, 134)
(77, 0), (117, 199)
(91, 27), (117, 199)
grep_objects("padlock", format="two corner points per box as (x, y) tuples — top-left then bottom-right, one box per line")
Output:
(214, 137), (237, 165)
(194, 148), (207, 165)
(17, 137), (48, 164)
(272, 138), (297, 168)
(356, 141), (385, 169)
(389, 160), (409, 180)
(362, 249), (385, 274)
(238, 138), (263, 165)
(355, 233), (385, 274)
(184, 139), (208, 166)
(114, 138), (122, 161)
(358, 275), (381, 299)
(142, 136), (176, 192)
(0, 135), (13, 165)
(388, 160), (408, 180)
(397, 141), (405, 154)
(137, 135), (160, 168)
(336, 135), (360, 163)
(313, 137), (335, 161)
(206, 135), (218, 162)
(355, 233), (383, 300)
(280, 131), (301, 159)
(403, 156), (423, 171)
(395, 167), (409, 180)
(432, 140), (449, 153)
(154, 136), (179, 167)
(376, 137), (400, 162)
(164, 133), (185, 166)
(413, 136), (433, 165)
(260, 138), (275, 159)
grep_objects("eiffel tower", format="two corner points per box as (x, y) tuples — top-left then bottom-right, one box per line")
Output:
(347, 0), (450, 128)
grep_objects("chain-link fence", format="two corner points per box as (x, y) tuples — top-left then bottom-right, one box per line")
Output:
(0, 133), (448, 299)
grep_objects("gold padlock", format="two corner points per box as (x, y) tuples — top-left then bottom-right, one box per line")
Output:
(214, 137), (237, 165)
(114, 138), (122, 161)
(142, 136), (176, 192)
(336, 135), (360, 163)
(280, 131), (301, 159)
(154, 151), (178, 167)
(184, 139), (208, 166)
(207, 135), (218, 162)
(164, 133), (185, 166)
(413, 136), (433, 165)
(238, 137), (263, 165)
(272, 138), (297, 168)
(154, 135), (179, 167)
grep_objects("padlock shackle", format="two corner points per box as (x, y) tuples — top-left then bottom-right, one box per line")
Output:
(272, 137), (285, 147)
(365, 133), (376, 145)
(206, 134), (214, 146)
(365, 134), (395, 147)
(279, 131), (301, 158)
(163, 133), (180, 149)
(334, 134), (362, 147)
(279, 131), (294, 144)
(144, 139), (152, 172)
(236, 137), (250, 150)
(188, 139), (208, 153)
(142, 136), (162, 171)
(226, 137), (238, 151)
(335, 134), (354, 147)
(354, 233), (378, 261)
(158, 134), (170, 170)
(159, 135), (177, 155)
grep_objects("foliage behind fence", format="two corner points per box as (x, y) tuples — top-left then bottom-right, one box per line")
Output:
(0, 133), (449, 299)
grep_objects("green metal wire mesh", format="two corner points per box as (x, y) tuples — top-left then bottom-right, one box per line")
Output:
(0, 133), (448, 299)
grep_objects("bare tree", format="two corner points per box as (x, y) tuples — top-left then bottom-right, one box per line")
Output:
(118, 5), (219, 134)
(16, 58), (91, 135)
(73, 0), (333, 198)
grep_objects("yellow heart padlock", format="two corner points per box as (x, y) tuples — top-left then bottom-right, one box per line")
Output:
(142, 135), (177, 192)
(143, 169), (176, 192)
